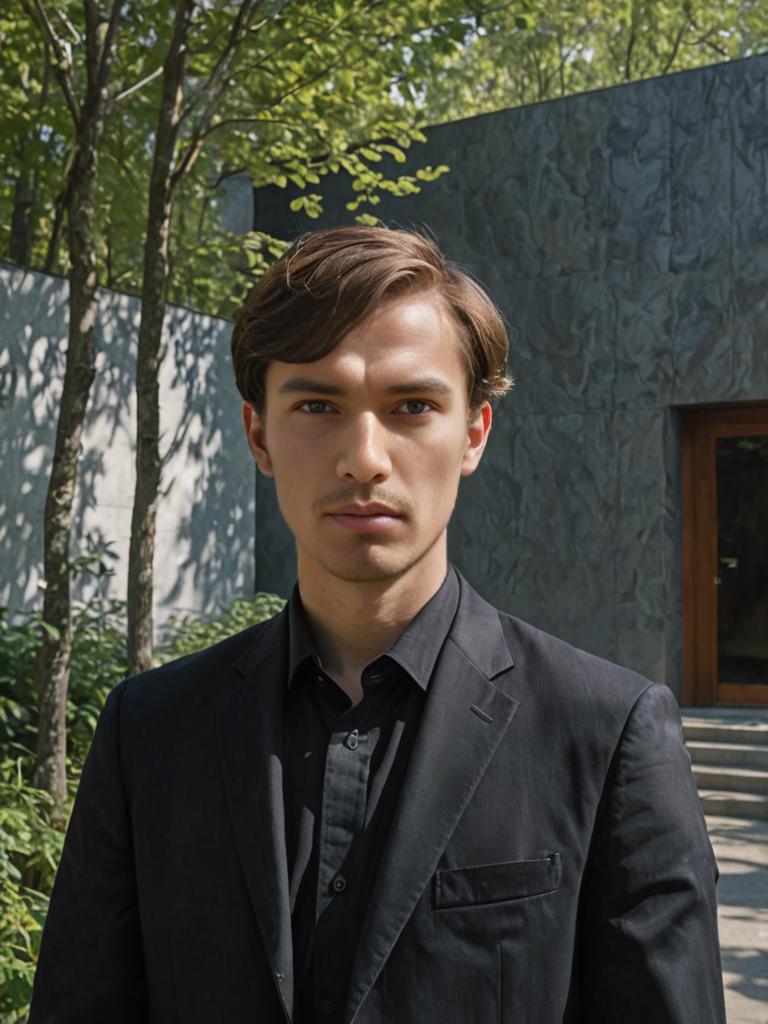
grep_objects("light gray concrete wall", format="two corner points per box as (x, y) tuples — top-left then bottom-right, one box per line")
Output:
(251, 55), (768, 697)
(0, 263), (255, 627)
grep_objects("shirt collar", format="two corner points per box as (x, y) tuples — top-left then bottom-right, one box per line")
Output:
(287, 562), (460, 693)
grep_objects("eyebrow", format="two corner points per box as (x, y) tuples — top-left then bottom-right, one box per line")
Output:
(277, 375), (455, 397)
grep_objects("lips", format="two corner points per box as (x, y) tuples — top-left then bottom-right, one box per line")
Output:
(329, 504), (400, 517)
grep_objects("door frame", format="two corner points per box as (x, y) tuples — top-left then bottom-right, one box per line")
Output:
(681, 402), (768, 706)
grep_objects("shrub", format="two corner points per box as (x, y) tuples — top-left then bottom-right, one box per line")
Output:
(0, 754), (63, 1022)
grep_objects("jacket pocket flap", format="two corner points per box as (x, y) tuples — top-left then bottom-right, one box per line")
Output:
(433, 853), (561, 909)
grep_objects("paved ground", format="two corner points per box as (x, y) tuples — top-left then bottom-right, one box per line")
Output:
(707, 815), (768, 1023)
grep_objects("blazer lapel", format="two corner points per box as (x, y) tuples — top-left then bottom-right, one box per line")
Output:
(346, 571), (519, 1024)
(217, 609), (294, 1023)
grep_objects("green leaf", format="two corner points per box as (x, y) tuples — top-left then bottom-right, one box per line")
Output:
(377, 143), (407, 164)
(39, 621), (60, 641)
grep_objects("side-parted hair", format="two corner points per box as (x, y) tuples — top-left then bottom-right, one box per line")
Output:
(231, 226), (513, 418)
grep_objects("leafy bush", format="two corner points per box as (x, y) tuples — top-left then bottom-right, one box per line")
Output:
(0, 582), (286, 1018)
(0, 754), (63, 1021)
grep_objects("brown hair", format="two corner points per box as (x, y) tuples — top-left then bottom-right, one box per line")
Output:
(231, 226), (513, 419)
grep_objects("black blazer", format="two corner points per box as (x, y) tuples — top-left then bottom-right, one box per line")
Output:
(30, 567), (726, 1023)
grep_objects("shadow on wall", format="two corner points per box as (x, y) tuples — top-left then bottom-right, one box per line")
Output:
(0, 262), (255, 625)
(160, 302), (256, 618)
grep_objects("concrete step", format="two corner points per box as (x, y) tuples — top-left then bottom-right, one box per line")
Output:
(686, 740), (768, 770)
(681, 712), (768, 819)
(683, 721), (768, 746)
(697, 789), (768, 822)
(692, 764), (768, 796)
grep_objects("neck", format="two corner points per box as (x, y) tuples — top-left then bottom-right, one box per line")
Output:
(295, 541), (449, 690)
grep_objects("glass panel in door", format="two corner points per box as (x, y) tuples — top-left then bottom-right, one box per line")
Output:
(716, 435), (768, 687)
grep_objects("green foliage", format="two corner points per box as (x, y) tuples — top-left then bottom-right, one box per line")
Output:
(416, 1), (768, 124)
(0, 0), (476, 318)
(0, 755), (62, 1021)
(3, 0), (768, 317)
(0, 579), (285, 1017)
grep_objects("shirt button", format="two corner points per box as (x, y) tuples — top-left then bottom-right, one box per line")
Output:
(344, 729), (359, 750)
(319, 999), (333, 1016)
(331, 875), (347, 894)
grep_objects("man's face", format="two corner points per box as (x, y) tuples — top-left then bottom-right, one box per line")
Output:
(242, 290), (492, 584)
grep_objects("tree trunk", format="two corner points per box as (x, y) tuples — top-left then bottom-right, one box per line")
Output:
(33, 1), (119, 816)
(34, 127), (102, 812)
(127, 0), (196, 674)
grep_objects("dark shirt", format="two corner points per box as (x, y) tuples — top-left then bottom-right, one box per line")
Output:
(284, 562), (460, 1024)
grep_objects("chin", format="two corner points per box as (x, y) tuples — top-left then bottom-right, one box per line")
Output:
(306, 534), (445, 585)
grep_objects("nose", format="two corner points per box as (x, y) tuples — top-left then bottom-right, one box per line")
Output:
(335, 412), (392, 483)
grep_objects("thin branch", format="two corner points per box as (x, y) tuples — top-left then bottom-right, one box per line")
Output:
(661, 17), (691, 74)
(96, 0), (122, 96)
(624, 24), (637, 81)
(179, 0), (384, 121)
(699, 38), (730, 57)
(113, 64), (164, 103)
(198, 114), (306, 140)
(171, 0), (268, 187)
(54, 5), (82, 44)
(26, 0), (81, 126)
(193, 0), (258, 101)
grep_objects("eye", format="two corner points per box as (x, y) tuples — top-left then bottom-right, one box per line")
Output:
(296, 400), (336, 414)
(397, 399), (434, 415)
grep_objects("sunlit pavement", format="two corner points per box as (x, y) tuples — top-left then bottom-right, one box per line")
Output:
(707, 815), (768, 1023)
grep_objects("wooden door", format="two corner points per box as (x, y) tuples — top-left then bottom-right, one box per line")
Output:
(682, 404), (768, 706)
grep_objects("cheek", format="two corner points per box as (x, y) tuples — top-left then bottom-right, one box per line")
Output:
(410, 434), (466, 475)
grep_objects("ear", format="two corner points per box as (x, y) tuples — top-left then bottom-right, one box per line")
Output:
(460, 401), (492, 478)
(242, 402), (273, 477)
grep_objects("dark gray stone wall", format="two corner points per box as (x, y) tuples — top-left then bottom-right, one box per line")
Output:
(251, 56), (768, 697)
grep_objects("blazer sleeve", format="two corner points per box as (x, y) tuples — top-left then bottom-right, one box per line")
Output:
(29, 677), (149, 1024)
(577, 682), (727, 1023)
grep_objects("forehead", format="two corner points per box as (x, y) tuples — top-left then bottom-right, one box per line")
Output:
(268, 291), (467, 392)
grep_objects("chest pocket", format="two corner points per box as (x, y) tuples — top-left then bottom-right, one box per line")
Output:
(432, 853), (561, 910)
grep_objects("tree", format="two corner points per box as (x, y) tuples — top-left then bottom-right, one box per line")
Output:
(126, 0), (197, 674)
(24, 0), (121, 816)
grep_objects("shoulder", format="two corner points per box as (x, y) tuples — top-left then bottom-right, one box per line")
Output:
(494, 607), (668, 737)
(109, 608), (286, 718)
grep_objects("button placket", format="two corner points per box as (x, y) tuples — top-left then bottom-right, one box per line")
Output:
(314, 729), (374, 920)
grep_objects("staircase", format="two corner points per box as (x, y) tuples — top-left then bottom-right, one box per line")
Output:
(681, 709), (768, 821)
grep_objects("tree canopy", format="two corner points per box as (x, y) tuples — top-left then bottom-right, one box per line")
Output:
(3, 1), (767, 319)
(416, 1), (768, 124)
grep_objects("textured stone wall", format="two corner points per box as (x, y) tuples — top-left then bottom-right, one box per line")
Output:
(1, 264), (255, 626)
(251, 55), (768, 698)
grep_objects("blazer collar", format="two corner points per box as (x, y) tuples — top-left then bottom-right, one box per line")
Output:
(218, 565), (517, 1024)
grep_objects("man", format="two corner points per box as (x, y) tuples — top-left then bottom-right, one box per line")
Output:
(30, 226), (726, 1023)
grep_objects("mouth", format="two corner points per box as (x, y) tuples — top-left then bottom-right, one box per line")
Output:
(327, 511), (402, 532)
